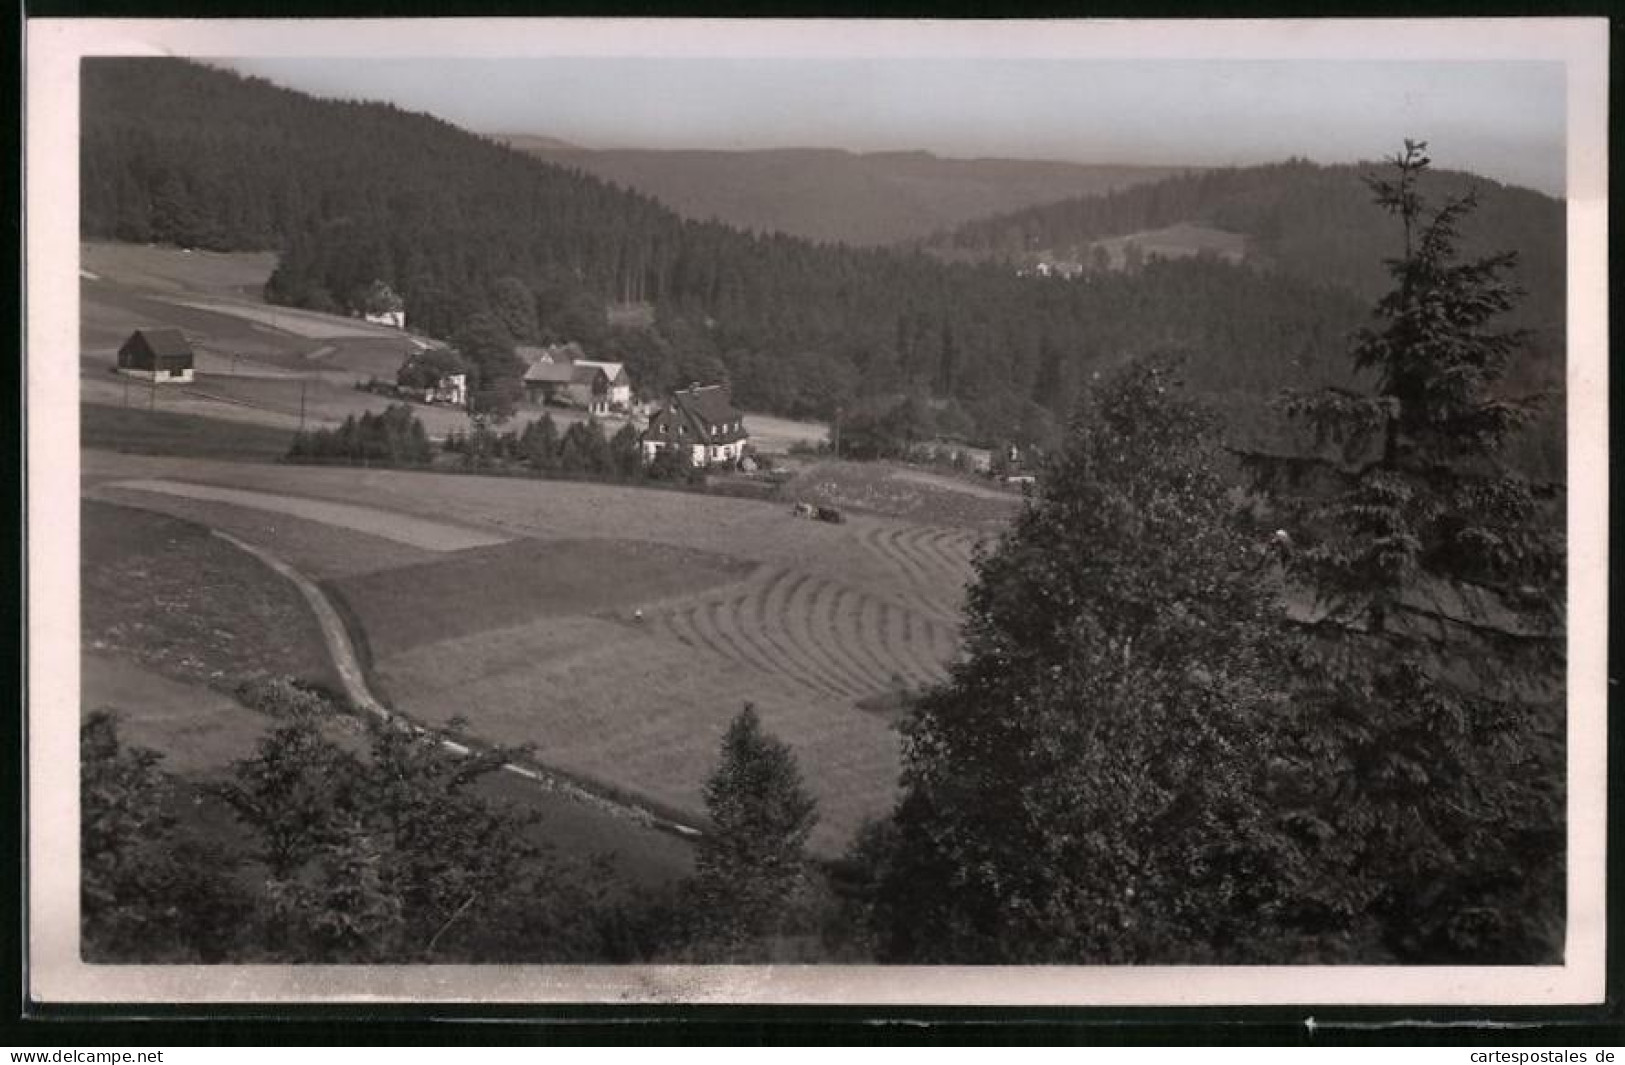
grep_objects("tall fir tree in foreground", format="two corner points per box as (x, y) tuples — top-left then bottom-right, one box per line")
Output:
(867, 359), (1314, 963)
(1244, 141), (1565, 961)
(683, 705), (820, 959)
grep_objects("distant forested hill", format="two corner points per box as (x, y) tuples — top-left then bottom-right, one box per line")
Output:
(500, 137), (1188, 247)
(80, 59), (1558, 465)
(921, 160), (1566, 353)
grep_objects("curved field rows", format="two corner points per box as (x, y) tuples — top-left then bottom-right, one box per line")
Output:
(854, 521), (986, 624)
(647, 566), (959, 701)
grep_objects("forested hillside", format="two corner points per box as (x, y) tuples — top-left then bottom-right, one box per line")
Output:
(922, 161), (1565, 354)
(501, 137), (1189, 247)
(81, 59), (1557, 460)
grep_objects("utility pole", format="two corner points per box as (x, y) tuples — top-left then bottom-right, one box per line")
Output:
(832, 406), (841, 459)
(298, 378), (307, 433)
(147, 373), (156, 412)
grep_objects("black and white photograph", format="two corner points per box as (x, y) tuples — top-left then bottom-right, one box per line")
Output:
(24, 18), (1608, 1007)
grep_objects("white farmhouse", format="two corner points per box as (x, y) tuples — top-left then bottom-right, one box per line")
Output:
(641, 384), (750, 467)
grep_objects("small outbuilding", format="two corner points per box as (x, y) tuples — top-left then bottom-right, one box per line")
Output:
(117, 328), (195, 382)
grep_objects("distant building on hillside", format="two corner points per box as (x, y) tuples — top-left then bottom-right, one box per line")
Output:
(427, 372), (467, 407)
(116, 328), (194, 382)
(360, 280), (406, 328)
(642, 384), (750, 466)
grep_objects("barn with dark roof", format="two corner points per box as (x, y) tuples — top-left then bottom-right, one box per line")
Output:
(117, 328), (195, 382)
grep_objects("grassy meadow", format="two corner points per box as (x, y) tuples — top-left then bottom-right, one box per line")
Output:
(82, 451), (991, 854)
(77, 240), (1009, 866)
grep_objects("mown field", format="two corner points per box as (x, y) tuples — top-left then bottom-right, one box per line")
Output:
(82, 405), (297, 463)
(77, 240), (987, 858)
(83, 451), (994, 854)
(780, 458), (1022, 532)
(80, 495), (697, 886)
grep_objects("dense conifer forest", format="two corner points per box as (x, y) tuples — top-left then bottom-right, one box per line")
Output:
(920, 159), (1564, 334)
(82, 58), (1392, 447)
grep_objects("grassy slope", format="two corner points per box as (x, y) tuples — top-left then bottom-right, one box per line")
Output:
(81, 499), (698, 888)
(82, 499), (338, 692)
(328, 537), (752, 658)
(82, 405), (296, 463)
(81, 454), (983, 853)
(376, 614), (900, 856)
(781, 458), (1021, 531)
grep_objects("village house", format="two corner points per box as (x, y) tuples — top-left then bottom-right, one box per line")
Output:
(425, 372), (467, 407)
(116, 328), (195, 382)
(518, 343), (582, 402)
(573, 359), (632, 410)
(519, 343), (632, 413)
(567, 364), (614, 415)
(642, 384), (750, 467)
(360, 280), (406, 328)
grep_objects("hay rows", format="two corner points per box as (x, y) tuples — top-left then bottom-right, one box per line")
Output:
(649, 566), (958, 702)
(855, 521), (984, 624)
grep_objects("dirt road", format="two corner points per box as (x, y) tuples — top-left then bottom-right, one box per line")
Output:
(214, 530), (704, 840)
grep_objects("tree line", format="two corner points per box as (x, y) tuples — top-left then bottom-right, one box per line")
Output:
(286, 404), (722, 486)
(286, 403), (434, 466)
(84, 683), (827, 963)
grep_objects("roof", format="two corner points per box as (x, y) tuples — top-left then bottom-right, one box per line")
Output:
(574, 359), (627, 385)
(124, 328), (193, 358)
(523, 360), (576, 385)
(571, 364), (608, 388)
(519, 341), (586, 365)
(673, 385), (741, 427)
(664, 385), (748, 445)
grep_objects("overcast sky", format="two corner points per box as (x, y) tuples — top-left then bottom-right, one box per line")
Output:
(223, 57), (1566, 195)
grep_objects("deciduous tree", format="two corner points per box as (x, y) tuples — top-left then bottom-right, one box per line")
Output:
(869, 359), (1308, 963)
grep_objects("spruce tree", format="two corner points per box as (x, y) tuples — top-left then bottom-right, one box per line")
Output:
(1244, 142), (1565, 961)
(687, 705), (819, 956)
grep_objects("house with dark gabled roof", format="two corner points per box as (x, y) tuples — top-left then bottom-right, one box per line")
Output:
(642, 384), (750, 467)
(117, 328), (195, 382)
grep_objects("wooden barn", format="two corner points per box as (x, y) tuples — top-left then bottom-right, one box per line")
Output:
(117, 328), (195, 382)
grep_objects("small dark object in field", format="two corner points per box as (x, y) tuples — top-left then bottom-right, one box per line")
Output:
(792, 501), (817, 519)
(815, 505), (846, 524)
